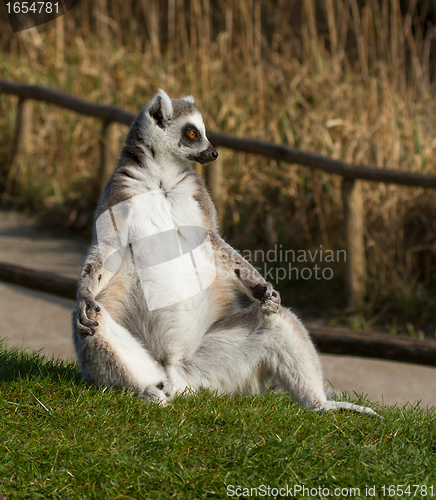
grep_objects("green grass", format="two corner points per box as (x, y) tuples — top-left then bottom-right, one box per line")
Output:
(0, 343), (435, 499)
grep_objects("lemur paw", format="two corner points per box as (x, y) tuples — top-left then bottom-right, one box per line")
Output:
(252, 283), (281, 314)
(73, 295), (101, 335)
(139, 381), (174, 407)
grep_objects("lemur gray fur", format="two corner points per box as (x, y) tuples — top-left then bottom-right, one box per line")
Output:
(72, 89), (378, 416)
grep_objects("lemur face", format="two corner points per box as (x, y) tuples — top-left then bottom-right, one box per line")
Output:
(146, 89), (218, 165)
(178, 118), (218, 165)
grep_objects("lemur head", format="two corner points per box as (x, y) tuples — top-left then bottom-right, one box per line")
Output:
(128, 89), (218, 166)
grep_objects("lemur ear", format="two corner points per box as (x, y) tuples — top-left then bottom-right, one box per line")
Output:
(183, 95), (195, 104)
(147, 89), (173, 128)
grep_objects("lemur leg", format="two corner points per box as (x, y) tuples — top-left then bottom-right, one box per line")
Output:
(260, 310), (379, 416)
(174, 305), (378, 416)
(175, 305), (324, 404)
(73, 306), (170, 402)
(73, 245), (174, 404)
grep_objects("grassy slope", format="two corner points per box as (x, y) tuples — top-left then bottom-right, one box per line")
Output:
(0, 344), (435, 499)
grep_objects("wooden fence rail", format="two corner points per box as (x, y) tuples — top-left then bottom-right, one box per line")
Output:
(1, 260), (436, 367)
(2, 79), (436, 308)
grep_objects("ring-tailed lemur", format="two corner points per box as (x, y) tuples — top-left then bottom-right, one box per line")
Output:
(72, 89), (378, 416)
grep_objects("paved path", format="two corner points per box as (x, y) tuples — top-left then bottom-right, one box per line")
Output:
(0, 209), (85, 359)
(0, 209), (435, 409)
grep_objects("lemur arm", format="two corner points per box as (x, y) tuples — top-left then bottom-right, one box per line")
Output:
(73, 243), (112, 335)
(210, 233), (281, 314)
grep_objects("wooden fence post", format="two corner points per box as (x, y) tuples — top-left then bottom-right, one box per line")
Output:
(97, 121), (118, 194)
(205, 158), (224, 227)
(6, 98), (33, 192)
(341, 178), (366, 308)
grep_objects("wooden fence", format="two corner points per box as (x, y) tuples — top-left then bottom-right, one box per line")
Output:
(2, 79), (436, 366)
(2, 79), (436, 310)
(0, 260), (435, 366)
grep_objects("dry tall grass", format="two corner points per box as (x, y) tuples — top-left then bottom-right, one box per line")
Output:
(0, 0), (435, 331)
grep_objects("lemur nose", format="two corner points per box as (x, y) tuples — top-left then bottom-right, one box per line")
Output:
(211, 150), (218, 160)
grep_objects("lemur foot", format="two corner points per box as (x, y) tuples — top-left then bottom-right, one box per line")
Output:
(251, 283), (281, 314)
(73, 295), (101, 335)
(314, 400), (381, 418)
(139, 381), (175, 407)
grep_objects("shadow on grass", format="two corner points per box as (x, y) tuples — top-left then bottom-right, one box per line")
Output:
(0, 339), (82, 385)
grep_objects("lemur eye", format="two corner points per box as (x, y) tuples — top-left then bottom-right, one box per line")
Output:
(189, 130), (196, 139)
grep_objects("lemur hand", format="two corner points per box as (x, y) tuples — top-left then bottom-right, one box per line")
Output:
(73, 293), (101, 335)
(251, 283), (281, 314)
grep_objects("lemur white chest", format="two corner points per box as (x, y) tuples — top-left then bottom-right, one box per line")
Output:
(123, 165), (204, 230)
(110, 166), (213, 314)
